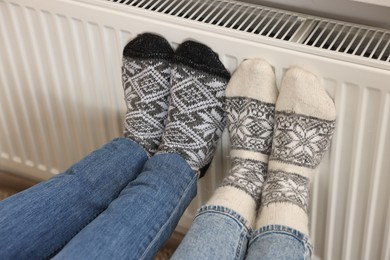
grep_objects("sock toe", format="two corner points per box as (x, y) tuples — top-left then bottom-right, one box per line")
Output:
(174, 40), (230, 79)
(226, 59), (278, 104)
(123, 33), (174, 59)
(276, 66), (336, 121)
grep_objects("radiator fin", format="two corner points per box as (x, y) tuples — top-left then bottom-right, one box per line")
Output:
(107, 0), (390, 64)
(302, 22), (390, 61)
(112, 0), (304, 41)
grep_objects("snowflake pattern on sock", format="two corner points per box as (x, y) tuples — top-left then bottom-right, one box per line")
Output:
(261, 170), (309, 213)
(221, 157), (267, 204)
(227, 97), (275, 155)
(158, 64), (227, 173)
(123, 57), (171, 155)
(270, 111), (336, 168)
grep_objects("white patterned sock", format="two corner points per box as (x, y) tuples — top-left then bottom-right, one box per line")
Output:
(122, 33), (173, 156)
(207, 59), (278, 226)
(157, 41), (230, 177)
(256, 66), (336, 235)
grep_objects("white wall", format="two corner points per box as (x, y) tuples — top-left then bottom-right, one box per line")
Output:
(242, 0), (390, 29)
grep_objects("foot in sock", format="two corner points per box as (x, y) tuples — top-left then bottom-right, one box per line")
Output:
(256, 66), (336, 235)
(157, 41), (230, 177)
(207, 59), (278, 226)
(122, 33), (173, 156)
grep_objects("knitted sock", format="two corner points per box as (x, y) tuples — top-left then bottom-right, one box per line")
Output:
(122, 33), (173, 156)
(256, 67), (336, 235)
(157, 41), (230, 177)
(207, 59), (278, 226)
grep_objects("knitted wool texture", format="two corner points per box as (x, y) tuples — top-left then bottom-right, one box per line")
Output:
(256, 67), (336, 235)
(157, 41), (230, 177)
(123, 33), (173, 156)
(207, 59), (278, 226)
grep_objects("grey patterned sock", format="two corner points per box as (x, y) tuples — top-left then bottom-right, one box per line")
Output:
(157, 41), (230, 177)
(207, 59), (278, 225)
(256, 66), (336, 235)
(122, 33), (173, 156)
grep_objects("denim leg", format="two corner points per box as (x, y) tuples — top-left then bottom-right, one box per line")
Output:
(54, 153), (197, 260)
(245, 225), (313, 260)
(172, 205), (251, 260)
(0, 138), (147, 259)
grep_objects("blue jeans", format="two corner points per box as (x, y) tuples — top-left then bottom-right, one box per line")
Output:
(173, 206), (312, 260)
(246, 225), (312, 260)
(0, 138), (197, 259)
(171, 205), (251, 260)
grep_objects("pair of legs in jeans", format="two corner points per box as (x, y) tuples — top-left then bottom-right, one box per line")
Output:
(0, 33), (229, 259)
(0, 33), (336, 259)
(173, 60), (336, 260)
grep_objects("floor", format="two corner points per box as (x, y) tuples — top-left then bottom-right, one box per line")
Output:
(0, 171), (38, 200)
(0, 171), (181, 259)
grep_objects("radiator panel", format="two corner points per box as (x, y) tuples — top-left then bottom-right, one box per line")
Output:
(1, 0), (390, 259)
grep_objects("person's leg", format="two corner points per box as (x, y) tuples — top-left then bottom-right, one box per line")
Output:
(0, 138), (147, 259)
(172, 59), (278, 260)
(246, 67), (336, 260)
(172, 205), (251, 260)
(54, 153), (196, 260)
(54, 40), (230, 259)
(0, 33), (173, 259)
(247, 225), (313, 260)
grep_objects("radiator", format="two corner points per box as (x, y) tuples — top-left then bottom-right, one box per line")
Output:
(1, 0), (390, 259)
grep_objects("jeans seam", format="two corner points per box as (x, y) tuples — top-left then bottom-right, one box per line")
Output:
(234, 228), (249, 260)
(252, 225), (309, 241)
(196, 210), (250, 234)
(252, 230), (305, 245)
(196, 205), (252, 230)
(193, 205), (251, 260)
(250, 224), (313, 259)
(305, 238), (313, 259)
(139, 173), (197, 259)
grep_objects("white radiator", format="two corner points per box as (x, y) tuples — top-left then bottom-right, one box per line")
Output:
(1, 0), (390, 259)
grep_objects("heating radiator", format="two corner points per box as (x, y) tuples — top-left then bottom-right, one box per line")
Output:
(1, 0), (390, 259)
